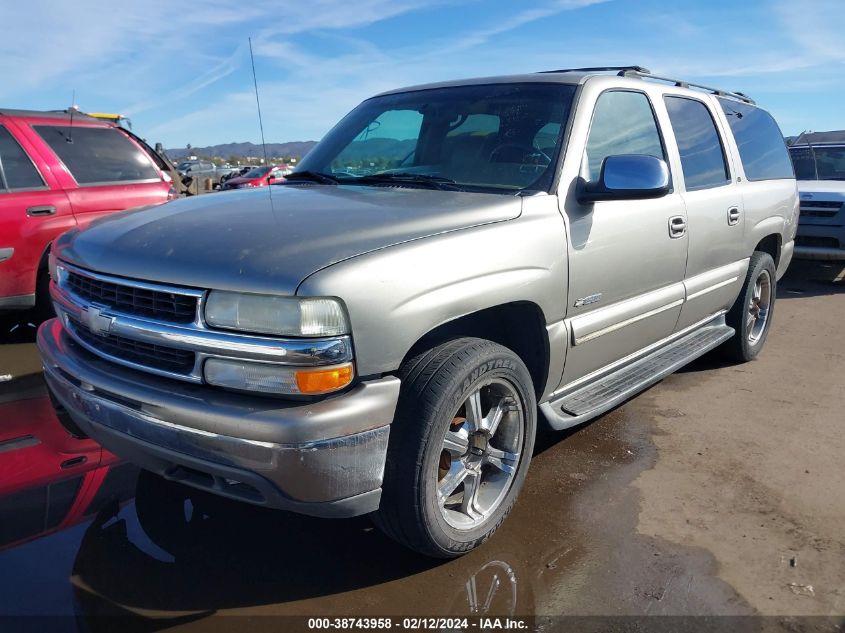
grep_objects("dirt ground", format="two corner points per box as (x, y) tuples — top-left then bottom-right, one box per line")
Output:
(634, 258), (845, 616)
(0, 259), (842, 629)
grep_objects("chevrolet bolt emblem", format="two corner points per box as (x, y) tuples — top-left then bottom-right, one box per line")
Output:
(84, 306), (115, 337)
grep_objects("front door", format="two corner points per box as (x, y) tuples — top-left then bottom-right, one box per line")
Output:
(0, 124), (75, 305)
(560, 89), (689, 386)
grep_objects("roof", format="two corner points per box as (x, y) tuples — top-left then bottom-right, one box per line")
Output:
(374, 72), (588, 97)
(790, 130), (845, 146)
(373, 66), (755, 105)
(0, 108), (106, 124)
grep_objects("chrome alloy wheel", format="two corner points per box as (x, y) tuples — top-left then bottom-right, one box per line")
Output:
(747, 268), (772, 345)
(436, 379), (524, 530)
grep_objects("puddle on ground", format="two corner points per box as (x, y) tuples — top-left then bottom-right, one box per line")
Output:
(0, 363), (752, 628)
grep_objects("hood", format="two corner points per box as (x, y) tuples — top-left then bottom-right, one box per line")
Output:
(55, 185), (521, 295)
(797, 181), (845, 196)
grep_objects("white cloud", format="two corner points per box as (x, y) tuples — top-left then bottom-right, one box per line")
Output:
(145, 0), (615, 146)
(775, 0), (845, 64)
(0, 0), (440, 110)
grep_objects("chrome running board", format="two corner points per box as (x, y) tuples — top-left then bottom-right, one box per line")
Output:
(541, 320), (734, 430)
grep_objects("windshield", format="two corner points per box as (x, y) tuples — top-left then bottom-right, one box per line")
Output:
(244, 166), (271, 178)
(296, 83), (576, 194)
(790, 146), (845, 180)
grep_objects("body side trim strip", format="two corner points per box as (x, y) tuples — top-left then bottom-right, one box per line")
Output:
(687, 276), (738, 300)
(573, 299), (684, 345)
(549, 309), (727, 400)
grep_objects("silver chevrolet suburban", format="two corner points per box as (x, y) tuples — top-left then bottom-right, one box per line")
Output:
(37, 66), (798, 558)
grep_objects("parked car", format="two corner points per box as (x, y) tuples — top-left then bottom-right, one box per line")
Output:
(218, 165), (252, 185)
(176, 160), (218, 182)
(37, 66), (797, 558)
(0, 109), (174, 313)
(219, 165), (286, 190)
(788, 130), (845, 259)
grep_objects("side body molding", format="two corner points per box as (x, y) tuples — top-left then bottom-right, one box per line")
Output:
(568, 284), (686, 346)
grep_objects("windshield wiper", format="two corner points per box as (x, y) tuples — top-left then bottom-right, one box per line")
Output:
(283, 171), (339, 184)
(344, 172), (464, 191)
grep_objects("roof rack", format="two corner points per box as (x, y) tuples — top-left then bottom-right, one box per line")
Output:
(0, 108), (99, 120)
(621, 68), (756, 105)
(537, 66), (756, 105)
(538, 65), (651, 75)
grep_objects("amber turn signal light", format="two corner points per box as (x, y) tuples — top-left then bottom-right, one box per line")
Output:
(295, 364), (354, 395)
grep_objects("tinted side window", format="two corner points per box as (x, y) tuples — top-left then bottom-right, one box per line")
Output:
(35, 125), (159, 184)
(717, 98), (793, 181)
(0, 126), (45, 190)
(664, 97), (730, 190)
(585, 91), (665, 180)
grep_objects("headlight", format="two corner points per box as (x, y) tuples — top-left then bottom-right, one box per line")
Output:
(204, 358), (354, 395)
(204, 292), (349, 337)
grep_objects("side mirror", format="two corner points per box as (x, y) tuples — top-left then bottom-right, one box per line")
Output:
(578, 154), (670, 203)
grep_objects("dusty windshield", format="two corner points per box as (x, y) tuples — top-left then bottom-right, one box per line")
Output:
(296, 83), (576, 194)
(790, 146), (845, 180)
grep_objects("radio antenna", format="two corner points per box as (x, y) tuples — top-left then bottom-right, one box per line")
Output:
(248, 38), (269, 170)
(67, 89), (76, 144)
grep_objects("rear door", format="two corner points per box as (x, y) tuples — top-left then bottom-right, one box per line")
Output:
(0, 123), (75, 304)
(561, 89), (689, 385)
(661, 95), (747, 331)
(29, 124), (169, 229)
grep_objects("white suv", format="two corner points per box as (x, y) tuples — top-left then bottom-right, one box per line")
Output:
(789, 132), (845, 259)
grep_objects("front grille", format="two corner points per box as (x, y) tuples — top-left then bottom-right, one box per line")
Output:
(69, 317), (195, 374)
(800, 201), (842, 218)
(66, 270), (198, 324)
(800, 200), (843, 209)
(795, 235), (840, 249)
(800, 209), (838, 218)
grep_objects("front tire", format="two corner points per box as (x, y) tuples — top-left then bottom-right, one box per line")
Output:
(723, 251), (776, 362)
(374, 338), (537, 558)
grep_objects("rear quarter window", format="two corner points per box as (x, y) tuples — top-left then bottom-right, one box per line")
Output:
(34, 125), (159, 185)
(716, 98), (793, 181)
(664, 96), (730, 190)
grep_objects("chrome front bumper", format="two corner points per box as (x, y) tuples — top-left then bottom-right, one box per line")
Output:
(38, 319), (400, 518)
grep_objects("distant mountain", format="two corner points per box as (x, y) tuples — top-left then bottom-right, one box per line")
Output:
(165, 141), (318, 160)
(164, 137), (419, 164)
(336, 138), (416, 161)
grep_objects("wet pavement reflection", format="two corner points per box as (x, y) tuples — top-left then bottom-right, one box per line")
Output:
(4, 261), (840, 627)
(0, 359), (743, 628)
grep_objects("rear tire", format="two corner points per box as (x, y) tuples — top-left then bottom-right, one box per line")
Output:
(374, 337), (536, 558)
(722, 251), (776, 362)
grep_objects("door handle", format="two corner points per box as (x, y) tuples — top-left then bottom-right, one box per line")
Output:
(668, 215), (687, 238)
(27, 205), (56, 217)
(727, 206), (741, 226)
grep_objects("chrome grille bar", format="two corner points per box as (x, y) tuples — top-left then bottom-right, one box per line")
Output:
(51, 261), (354, 384)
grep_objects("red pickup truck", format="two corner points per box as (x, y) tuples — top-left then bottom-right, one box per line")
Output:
(0, 109), (174, 312)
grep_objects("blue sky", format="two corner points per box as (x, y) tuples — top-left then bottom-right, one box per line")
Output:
(2, 0), (842, 149)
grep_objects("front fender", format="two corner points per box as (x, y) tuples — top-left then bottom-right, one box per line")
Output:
(297, 197), (568, 376)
